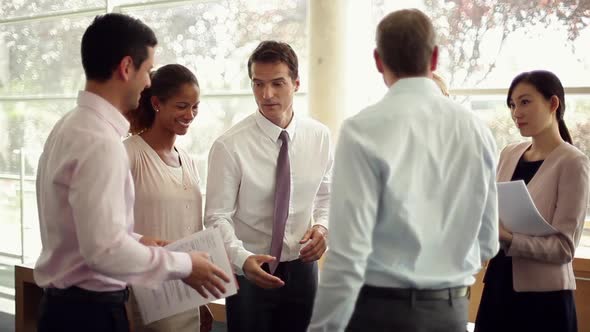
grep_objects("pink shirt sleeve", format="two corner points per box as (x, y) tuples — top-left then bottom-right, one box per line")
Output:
(68, 140), (192, 288)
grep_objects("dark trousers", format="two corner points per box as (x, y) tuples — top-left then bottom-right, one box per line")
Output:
(475, 251), (578, 332)
(346, 285), (469, 332)
(226, 259), (318, 332)
(37, 286), (130, 332)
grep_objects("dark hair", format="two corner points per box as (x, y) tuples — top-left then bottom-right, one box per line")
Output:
(247, 41), (298, 81)
(81, 13), (157, 81)
(507, 70), (572, 144)
(127, 64), (199, 134)
(376, 9), (436, 77)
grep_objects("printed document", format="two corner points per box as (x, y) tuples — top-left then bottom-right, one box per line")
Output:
(132, 227), (237, 324)
(497, 180), (558, 236)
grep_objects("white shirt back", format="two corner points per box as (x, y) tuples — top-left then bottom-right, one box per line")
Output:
(309, 78), (499, 331)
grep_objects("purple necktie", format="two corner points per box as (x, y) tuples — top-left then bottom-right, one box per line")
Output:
(269, 130), (290, 274)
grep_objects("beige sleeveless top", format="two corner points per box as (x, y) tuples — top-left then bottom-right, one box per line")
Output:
(124, 135), (202, 331)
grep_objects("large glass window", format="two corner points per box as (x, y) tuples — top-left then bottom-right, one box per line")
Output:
(0, 0), (104, 19)
(3, 2), (590, 315)
(0, 0), (309, 270)
(0, 16), (91, 96)
(0, 12), (95, 268)
(119, 0), (308, 92)
(372, 0), (590, 89)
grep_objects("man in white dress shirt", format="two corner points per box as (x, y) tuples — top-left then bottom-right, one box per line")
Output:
(308, 9), (499, 332)
(205, 41), (333, 332)
(34, 13), (229, 332)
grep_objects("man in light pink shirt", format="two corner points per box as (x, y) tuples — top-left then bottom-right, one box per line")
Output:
(34, 13), (229, 332)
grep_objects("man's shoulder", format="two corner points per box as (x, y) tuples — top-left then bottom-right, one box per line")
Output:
(64, 106), (116, 135)
(55, 108), (125, 154)
(297, 116), (331, 137)
(343, 100), (393, 134)
(214, 113), (257, 145)
(432, 98), (494, 139)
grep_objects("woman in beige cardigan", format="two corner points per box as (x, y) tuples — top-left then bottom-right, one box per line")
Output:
(124, 64), (213, 332)
(475, 70), (590, 332)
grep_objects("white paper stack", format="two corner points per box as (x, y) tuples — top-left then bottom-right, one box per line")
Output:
(497, 180), (557, 236)
(132, 227), (237, 324)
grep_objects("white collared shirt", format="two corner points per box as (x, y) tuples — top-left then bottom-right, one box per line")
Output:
(309, 78), (500, 331)
(204, 111), (333, 273)
(34, 91), (192, 291)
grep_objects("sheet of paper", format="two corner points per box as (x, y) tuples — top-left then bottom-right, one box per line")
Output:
(132, 227), (237, 325)
(497, 180), (558, 236)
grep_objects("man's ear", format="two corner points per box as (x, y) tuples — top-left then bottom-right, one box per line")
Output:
(117, 56), (134, 82)
(294, 77), (300, 92)
(374, 49), (384, 74)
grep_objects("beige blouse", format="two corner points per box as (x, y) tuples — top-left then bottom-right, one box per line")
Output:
(124, 135), (203, 331)
(124, 135), (203, 240)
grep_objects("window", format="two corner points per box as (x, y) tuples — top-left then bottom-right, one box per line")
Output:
(0, 14), (92, 261)
(0, 0), (104, 18)
(0, 0), (309, 267)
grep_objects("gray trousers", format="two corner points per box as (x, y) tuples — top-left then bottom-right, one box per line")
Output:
(346, 285), (469, 332)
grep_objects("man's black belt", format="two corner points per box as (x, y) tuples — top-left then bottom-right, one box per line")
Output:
(361, 285), (469, 301)
(44, 286), (129, 304)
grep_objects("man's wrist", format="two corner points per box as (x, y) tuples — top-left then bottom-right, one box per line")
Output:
(235, 251), (254, 275)
(313, 224), (328, 235)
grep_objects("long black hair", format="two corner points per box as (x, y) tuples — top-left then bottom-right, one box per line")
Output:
(507, 70), (572, 144)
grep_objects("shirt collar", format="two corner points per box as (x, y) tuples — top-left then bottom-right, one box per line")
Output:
(77, 90), (130, 137)
(254, 110), (297, 142)
(386, 77), (443, 98)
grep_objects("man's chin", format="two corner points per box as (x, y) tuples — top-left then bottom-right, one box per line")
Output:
(260, 106), (283, 114)
(125, 101), (140, 114)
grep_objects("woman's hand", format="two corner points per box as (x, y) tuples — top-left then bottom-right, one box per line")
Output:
(499, 223), (513, 245)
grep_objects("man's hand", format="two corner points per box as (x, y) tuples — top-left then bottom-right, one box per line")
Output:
(299, 225), (328, 262)
(139, 236), (170, 247)
(182, 252), (231, 299)
(200, 305), (213, 332)
(243, 255), (285, 289)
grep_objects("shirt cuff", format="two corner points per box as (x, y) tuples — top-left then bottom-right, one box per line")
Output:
(313, 219), (329, 231)
(132, 232), (143, 241)
(170, 251), (192, 279)
(233, 249), (254, 276)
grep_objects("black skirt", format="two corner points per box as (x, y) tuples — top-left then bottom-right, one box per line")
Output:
(474, 250), (578, 332)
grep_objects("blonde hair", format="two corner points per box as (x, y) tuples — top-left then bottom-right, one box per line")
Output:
(432, 72), (449, 97)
